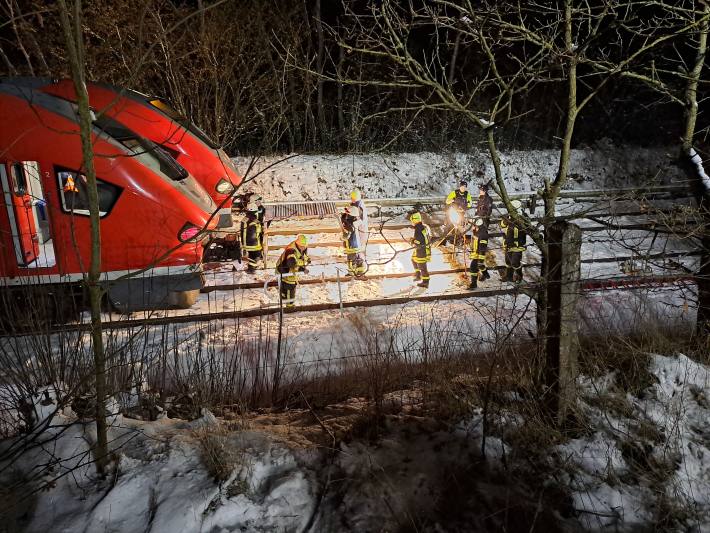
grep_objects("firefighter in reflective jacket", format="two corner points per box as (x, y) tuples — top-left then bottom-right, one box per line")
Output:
(252, 195), (267, 246)
(341, 207), (365, 276)
(409, 212), (432, 288)
(275, 234), (311, 307)
(500, 200), (526, 283)
(444, 179), (473, 244)
(241, 203), (263, 273)
(468, 218), (490, 289)
(446, 179), (473, 210)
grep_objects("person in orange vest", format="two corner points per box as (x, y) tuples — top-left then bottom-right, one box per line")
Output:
(63, 174), (79, 193)
(275, 234), (311, 307)
(241, 203), (263, 273)
(409, 212), (432, 288)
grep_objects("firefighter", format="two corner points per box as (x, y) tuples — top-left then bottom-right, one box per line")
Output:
(350, 189), (369, 254)
(475, 182), (493, 228)
(409, 211), (431, 288)
(500, 200), (526, 283)
(275, 234), (311, 307)
(62, 174), (79, 193)
(341, 207), (365, 277)
(468, 218), (490, 289)
(444, 179), (473, 244)
(240, 203), (263, 273)
(253, 194), (267, 247)
(253, 194), (266, 225)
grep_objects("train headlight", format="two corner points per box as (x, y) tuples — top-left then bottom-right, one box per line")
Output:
(215, 179), (235, 195)
(178, 222), (201, 242)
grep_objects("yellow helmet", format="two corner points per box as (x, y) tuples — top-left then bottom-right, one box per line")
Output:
(295, 234), (308, 248)
(409, 212), (422, 224)
(350, 189), (361, 201)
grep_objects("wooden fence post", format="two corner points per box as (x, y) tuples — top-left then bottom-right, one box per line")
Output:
(544, 221), (582, 424)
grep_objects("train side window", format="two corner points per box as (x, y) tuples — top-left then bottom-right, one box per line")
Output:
(10, 163), (27, 196)
(56, 169), (122, 217)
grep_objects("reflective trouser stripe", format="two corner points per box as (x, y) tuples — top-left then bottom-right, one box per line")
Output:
(243, 245), (262, 252)
(469, 259), (486, 278)
(412, 259), (429, 280)
(412, 256), (431, 263)
(280, 282), (296, 306)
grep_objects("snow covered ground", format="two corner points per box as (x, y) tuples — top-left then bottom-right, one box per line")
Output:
(3, 352), (708, 532)
(234, 146), (685, 202)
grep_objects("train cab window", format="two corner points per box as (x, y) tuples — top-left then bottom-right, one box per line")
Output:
(148, 98), (221, 149)
(10, 163), (28, 196)
(93, 113), (189, 181)
(57, 170), (122, 217)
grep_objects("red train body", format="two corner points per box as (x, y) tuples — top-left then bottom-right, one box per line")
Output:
(34, 79), (241, 227)
(0, 82), (217, 315)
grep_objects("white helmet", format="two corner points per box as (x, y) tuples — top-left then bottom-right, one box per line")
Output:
(246, 202), (258, 212)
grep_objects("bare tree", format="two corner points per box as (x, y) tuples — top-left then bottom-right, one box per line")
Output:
(57, 0), (109, 475)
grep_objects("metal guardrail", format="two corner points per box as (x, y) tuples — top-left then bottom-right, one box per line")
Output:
(262, 184), (691, 210)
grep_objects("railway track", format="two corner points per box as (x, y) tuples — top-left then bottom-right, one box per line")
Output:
(29, 273), (691, 335)
(3, 185), (700, 337)
(202, 250), (701, 292)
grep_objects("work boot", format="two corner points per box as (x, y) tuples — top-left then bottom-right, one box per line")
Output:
(480, 270), (490, 281)
(417, 280), (429, 288)
(468, 278), (477, 290)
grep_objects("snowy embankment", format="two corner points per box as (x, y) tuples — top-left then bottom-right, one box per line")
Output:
(5, 352), (708, 532)
(234, 144), (683, 201)
(559, 353), (710, 531)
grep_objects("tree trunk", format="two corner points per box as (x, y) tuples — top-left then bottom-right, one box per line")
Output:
(57, 0), (109, 476)
(680, 3), (710, 336)
(541, 221), (582, 424)
(315, 0), (327, 147)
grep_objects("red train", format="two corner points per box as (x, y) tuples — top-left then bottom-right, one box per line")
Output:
(29, 78), (242, 228)
(0, 81), (218, 318)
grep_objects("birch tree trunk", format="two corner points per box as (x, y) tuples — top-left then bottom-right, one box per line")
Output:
(57, 0), (109, 476)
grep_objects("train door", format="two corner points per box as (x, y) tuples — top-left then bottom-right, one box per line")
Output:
(0, 162), (40, 266)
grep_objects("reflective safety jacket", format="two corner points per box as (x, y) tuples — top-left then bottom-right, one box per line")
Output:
(276, 244), (310, 283)
(469, 225), (489, 260)
(341, 213), (361, 253)
(411, 222), (432, 263)
(445, 189), (473, 210)
(476, 193), (493, 220)
(241, 215), (263, 252)
(63, 175), (79, 193)
(501, 218), (526, 252)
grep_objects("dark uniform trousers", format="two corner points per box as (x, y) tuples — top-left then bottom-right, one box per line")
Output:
(501, 219), (526, 282)
(241, 218), (263, 272)
(469, 228), (489, 287)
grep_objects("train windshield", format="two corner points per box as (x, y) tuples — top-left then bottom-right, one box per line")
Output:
(148, 98), (221, 150)
(93, 113), (189, 181)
